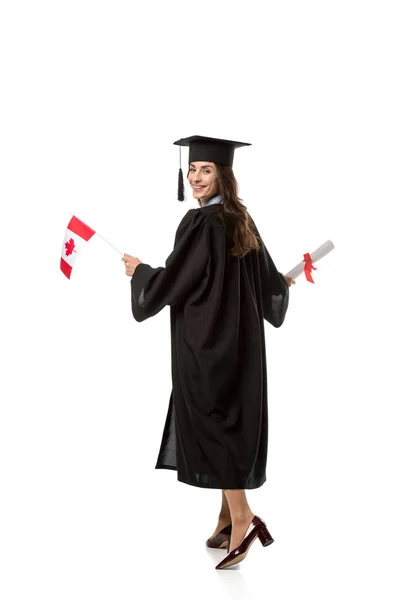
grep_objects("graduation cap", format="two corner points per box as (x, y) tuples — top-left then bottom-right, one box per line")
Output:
(173, 135), (251, 201)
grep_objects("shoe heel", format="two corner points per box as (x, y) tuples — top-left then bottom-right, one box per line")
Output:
(258, 525), (274, 547)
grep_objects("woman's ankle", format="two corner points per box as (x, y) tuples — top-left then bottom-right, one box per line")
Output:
(231, 510), (254, 525)
(218, 511), (232, 523)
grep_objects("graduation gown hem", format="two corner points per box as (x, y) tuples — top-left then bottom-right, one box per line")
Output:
(176, 474), (267, 490)
(154, 463), (267, 490)
(154, 464), (177, 472)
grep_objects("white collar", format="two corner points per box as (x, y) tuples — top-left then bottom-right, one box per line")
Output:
(205, 194), (223, 206)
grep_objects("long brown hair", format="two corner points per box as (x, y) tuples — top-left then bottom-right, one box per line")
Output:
(193, 164), (261, 258)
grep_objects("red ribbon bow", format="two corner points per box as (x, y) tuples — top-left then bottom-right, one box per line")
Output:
(303, 253), (317, 283)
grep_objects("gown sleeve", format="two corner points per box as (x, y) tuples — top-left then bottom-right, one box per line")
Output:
(251, 220), (290, 328)
(130, 209), (209, 322)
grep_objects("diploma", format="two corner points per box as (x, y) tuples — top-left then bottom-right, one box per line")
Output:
(284, 240), (335, 281)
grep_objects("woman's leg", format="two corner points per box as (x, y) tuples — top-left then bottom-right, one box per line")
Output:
(222, 489), (255, 552)
(220, 489), (231, 520)
(209, 490), (232, 538)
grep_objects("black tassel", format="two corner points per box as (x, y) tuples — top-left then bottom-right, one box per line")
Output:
(177, 145), (185, 201)
(178, 167), (185, 201)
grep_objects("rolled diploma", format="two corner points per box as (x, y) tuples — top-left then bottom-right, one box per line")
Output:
(284, 240), (335, 280)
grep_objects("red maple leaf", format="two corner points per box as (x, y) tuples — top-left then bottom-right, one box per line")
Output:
(65, 237), (76, 256)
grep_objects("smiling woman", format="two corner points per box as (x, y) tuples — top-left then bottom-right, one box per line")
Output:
(188, 161), (219, 205)
(128, 134), (292, 570)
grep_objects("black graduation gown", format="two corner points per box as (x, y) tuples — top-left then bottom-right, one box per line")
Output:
(130, 204), (289, 489)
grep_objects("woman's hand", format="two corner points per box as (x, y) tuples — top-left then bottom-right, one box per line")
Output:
(282, 274), (296, 287)
(122, 253), (143, 277)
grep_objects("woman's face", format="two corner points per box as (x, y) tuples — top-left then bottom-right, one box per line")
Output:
(188, 161), (219, 204)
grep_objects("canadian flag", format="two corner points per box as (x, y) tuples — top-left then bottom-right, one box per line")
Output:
(60, 215), (96, 279)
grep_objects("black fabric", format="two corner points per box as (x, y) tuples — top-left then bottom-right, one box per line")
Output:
(130, 204), (289, 489)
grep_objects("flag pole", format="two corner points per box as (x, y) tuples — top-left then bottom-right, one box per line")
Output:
(95, 232), (124, 256)
(68, 212), (124, 256)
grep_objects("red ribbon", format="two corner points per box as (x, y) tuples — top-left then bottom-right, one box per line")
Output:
(303, 253), (317, 283)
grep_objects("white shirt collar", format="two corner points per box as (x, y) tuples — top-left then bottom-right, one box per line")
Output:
(205, 194), (223, 205)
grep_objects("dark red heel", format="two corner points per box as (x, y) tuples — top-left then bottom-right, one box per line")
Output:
(258, 524), (274, 547)
(215, 515), (274, 570)
(206, 524), (232, 549)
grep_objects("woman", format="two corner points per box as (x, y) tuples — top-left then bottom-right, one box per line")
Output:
(122, 135), (295, 570)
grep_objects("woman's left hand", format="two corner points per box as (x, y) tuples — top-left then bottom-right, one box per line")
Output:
(122, 253), (143, 277)
(282, 274), (296, 287)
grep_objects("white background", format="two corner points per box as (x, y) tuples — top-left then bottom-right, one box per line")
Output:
(1, 1), (399, 598)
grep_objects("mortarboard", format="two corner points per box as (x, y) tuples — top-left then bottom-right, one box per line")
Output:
(173, 135), (251, 201)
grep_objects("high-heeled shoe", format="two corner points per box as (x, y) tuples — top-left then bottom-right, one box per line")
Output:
(215, 515), (273, 569)
(206, 524), (232, 549)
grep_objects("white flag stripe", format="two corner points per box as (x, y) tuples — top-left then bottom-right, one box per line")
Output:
(61, 227), (90, 268)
